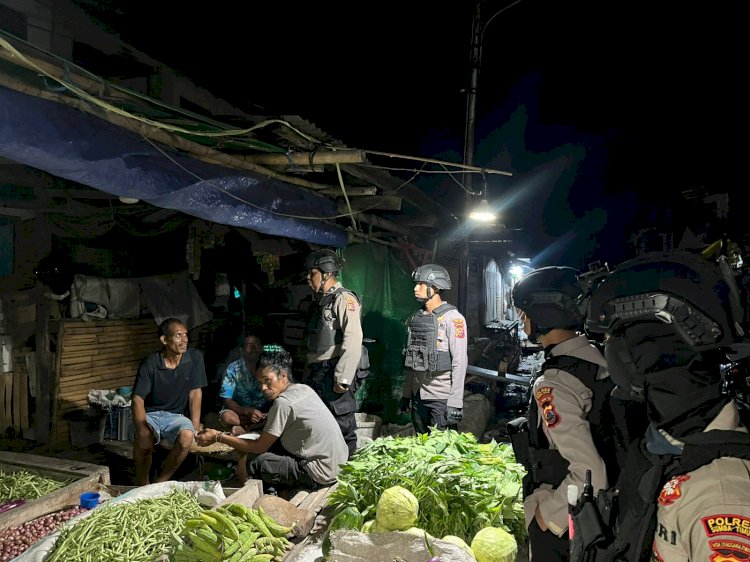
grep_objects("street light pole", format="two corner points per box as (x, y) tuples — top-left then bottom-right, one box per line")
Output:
(457, 0), (482, 314)
(457, 0), (523, 315)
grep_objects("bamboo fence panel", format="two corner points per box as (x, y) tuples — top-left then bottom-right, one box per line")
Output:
(52, 319), (160, 446)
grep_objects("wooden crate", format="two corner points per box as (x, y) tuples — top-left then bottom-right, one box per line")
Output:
(98, 480), (262, 506)
(218, 479), (263, 508)
(283, 484), (338, 561)
(0, 451), (110, 532)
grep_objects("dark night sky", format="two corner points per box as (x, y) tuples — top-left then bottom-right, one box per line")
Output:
(79, 0), (743, 269)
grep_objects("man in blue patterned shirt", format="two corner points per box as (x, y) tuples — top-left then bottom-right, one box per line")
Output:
(218, 334), (270, 434)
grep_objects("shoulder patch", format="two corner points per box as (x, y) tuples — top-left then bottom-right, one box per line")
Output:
(702, 515), (750, 539)
(534, 386), (560, 428)
(708, 538), (750, 560)
(658, 475), (690, 506)
(535, 386), (553, 402)
(345, 296), (357, 311)
(542, 402), (560, 428)
(452, 318), (465, 338)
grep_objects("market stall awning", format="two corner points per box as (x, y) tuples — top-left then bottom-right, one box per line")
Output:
(0, 85), (347, 246)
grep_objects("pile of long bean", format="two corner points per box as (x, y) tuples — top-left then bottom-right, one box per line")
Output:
(0, 470), (72, 502)
(45, 488), (203, 562)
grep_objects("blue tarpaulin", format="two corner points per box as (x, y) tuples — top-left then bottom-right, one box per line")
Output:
(0, 85), (347, 246)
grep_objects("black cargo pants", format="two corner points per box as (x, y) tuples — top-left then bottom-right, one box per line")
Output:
(308, 358), (358, 458)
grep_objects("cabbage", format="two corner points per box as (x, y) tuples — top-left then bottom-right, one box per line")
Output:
(441, 534), (475, 558)
(471, 526), (517, 562)
(361, 519), (377, 532)
(403, 527), (435, 541)
(375, 485), (419, 531)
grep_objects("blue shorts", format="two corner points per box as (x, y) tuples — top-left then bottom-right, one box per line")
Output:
(146, 411), (195, 446)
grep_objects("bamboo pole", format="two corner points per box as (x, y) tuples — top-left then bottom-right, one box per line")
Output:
(246, 150), (365, 165)
(364, 149), (513, 176)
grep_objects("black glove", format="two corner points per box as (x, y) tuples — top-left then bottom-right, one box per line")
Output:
(400, 397), (411, 414)
(447, 406), (463, 424)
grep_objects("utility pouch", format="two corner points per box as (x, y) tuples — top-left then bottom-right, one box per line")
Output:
(404, 345), (430, 371)
(570, 490), (621, 562)
(507, 417), (531, 467)
(349, 346), (371, 394)
(358, 345), (370, 371)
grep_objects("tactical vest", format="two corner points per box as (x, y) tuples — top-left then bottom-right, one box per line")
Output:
(403, 303), (456, 372)
(521, 354), (632, 496)
(584, 425), (750, 562)
(307, 287), (361, 352)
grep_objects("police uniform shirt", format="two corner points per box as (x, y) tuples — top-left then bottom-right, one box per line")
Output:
(524, 334), (609, 537)
(306, 282), (363, 386)
(652, 400), (750, 561)
(402, 306), (468, 408)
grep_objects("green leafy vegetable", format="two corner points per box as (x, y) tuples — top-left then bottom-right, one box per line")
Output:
(327, 429), (527, 544)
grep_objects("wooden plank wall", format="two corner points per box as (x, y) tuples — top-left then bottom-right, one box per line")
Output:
(52, 319), (160, 446)
(0, 351), (32, 434)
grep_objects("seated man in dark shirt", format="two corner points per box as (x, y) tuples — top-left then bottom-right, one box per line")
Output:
(131, 317), (207, 485)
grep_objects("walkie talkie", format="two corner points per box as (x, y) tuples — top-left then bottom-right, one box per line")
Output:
(582, 469), (593, 502)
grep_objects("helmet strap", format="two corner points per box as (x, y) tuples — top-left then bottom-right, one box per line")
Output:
(315, 271), (334, 297)
(528, 319), (542, 344)
(421, 288), (443, 310)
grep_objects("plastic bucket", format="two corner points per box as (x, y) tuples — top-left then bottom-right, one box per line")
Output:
(65, 408), (107, 447)
(80, 492), (100, 509)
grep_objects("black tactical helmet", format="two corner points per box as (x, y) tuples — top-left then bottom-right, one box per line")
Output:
(512, 266), (584, 332)
(585, 250), (744, 351)
(412, 264), (451, 290)
(304, 249), (342, 273)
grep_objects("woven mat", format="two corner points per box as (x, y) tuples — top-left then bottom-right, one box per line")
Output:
(159, 438), (236, 455)
(190, 441), (236, 455)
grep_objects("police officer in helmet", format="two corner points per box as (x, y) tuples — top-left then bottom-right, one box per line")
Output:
(509, 266), (617, 561)
(304, 248), (363, 458)
(577, 250), (750, 562)
(401, 264), (468, 434)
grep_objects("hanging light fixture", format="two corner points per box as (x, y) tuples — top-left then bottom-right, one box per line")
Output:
(469, 197), (496, 222)
(469, 175), (496, 222)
